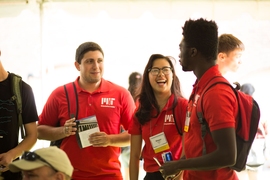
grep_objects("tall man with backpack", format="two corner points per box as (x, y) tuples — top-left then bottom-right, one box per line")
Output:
(159, 18), (260, 180)
(0, 50), (38, 180)
(37, 42), (136, 180)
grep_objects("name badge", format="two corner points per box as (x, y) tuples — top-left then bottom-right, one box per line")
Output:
(149, 132), (170, 153)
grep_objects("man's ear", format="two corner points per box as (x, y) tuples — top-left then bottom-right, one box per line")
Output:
(55, 172), (66, 180)
(217, 52), (226, 62)
(75, 61), (80, 71)
(190, 48), (197, 57)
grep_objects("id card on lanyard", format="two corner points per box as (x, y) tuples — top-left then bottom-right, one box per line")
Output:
(184, 93), (200, 132)
(149, 132), (170, 153)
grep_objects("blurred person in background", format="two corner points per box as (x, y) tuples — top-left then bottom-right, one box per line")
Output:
(216, 33), (245, 76)
(241, 83), (268, 180)
(128, 72), (142, 100)
(121, 71), (142, 180)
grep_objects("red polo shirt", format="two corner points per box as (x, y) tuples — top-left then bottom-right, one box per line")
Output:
(183, 65), (238, 180)
(39, 77), (135, 180)
(129, 95), (188, 172)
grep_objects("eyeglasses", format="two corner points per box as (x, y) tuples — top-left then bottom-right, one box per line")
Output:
(148, 67), (172, 76)
(22, 151), (58, 172)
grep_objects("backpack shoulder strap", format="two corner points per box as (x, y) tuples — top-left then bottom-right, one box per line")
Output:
(173, 106), (182, 136)
(197, 76), (232, 119)
(10, 72), (25, 139)
(50, 82), (78, 147)
(63, 82), (78, 119)
(196, 76), (232, 155)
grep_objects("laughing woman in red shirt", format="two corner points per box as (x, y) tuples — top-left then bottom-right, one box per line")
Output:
(129, 54), (188, 180)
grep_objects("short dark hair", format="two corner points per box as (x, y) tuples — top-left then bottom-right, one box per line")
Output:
(182, 18), (218, 61)
(218, 34), (245, 54)
(128, 72), (142, 100)
(75, 42), (104, 64)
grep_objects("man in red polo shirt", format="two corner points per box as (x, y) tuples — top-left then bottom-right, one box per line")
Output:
(160, 18), (239, 180)
(37, 42), (135, 180)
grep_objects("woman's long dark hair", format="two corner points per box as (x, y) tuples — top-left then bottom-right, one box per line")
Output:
(135, 54), (183, 125)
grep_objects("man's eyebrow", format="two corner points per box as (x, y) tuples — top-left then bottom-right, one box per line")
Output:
(85, 58), (94, 61)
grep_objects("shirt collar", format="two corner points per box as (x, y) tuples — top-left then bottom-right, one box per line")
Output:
(194, 65), (222, 94)
(74, 77), (110, 94)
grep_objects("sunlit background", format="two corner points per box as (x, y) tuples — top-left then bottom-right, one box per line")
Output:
(1, 0), (270, 179)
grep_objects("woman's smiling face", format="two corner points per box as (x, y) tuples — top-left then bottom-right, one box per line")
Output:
(148, 58), (173, 95)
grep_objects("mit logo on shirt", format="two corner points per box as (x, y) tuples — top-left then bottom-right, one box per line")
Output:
(101, 98), (115, 107)
(164, 114), (175, 125)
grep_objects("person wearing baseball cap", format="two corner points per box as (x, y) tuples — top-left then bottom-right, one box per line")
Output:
(8, 146), (73, 180)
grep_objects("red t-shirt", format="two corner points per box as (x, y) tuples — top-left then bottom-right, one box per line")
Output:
(183, 65), (239, 180)
(39, 77), (135, 180)
(129, 95), (188, 172)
